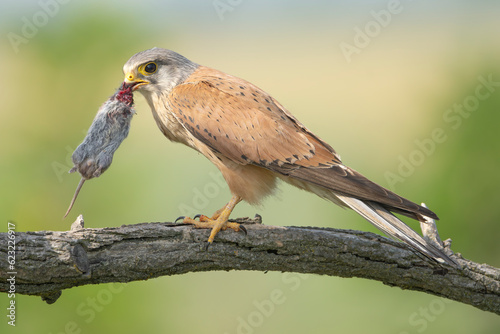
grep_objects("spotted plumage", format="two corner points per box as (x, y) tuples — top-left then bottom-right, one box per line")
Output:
(122, 47), (455, 266)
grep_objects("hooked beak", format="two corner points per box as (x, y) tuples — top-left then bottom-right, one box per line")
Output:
(124, 72), (149, 90)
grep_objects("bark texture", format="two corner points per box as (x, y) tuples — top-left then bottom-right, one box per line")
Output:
(1, 216), (498, 315)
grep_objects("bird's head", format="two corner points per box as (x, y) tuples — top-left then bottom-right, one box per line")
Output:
(122, 47), (198, 96)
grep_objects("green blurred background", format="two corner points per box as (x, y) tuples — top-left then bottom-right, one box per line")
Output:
(1, 0), (499, 333)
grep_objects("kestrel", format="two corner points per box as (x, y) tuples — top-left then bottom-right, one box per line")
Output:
(123, 47), (454, 266)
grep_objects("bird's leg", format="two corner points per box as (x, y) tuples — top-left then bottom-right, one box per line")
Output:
(204, 207), (225, 220)
(182, 195), (243, 243)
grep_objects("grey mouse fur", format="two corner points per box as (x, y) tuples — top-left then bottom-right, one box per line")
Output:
(64, 84), (135, 218)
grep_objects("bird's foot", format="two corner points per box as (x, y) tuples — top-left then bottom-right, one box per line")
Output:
(182, 214), (246, 243)
(176, 196), (243, 244)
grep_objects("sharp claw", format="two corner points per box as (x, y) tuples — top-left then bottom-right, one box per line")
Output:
(239, 225), (247, 235)
(203, 242), (211, 251)
(194, 214), (202, 220)
(174, 216), (185, 223)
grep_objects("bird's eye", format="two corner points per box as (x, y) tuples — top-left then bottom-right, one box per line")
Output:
(142, 62), (157, 74)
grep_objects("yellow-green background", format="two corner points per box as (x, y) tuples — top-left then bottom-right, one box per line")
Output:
(1, 0), (499, 333)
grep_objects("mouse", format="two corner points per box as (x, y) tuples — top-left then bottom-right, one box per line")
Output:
(64, 83), (135, 218)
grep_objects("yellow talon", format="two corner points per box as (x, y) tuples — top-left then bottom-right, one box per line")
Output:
(182, 195), (243, 243)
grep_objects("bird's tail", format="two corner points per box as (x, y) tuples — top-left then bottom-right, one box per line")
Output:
(335, 194), (457, 266)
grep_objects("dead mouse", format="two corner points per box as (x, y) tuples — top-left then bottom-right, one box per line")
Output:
(64, 83), (135, 218)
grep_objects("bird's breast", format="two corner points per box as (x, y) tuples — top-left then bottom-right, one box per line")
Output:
(144, 91), (196, 149)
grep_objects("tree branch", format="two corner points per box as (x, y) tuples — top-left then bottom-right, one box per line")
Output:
(1, 215), (499, 315)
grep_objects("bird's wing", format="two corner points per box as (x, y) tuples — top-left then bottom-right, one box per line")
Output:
(169, 66), (436, 220)
(170, 67), (341, 166)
